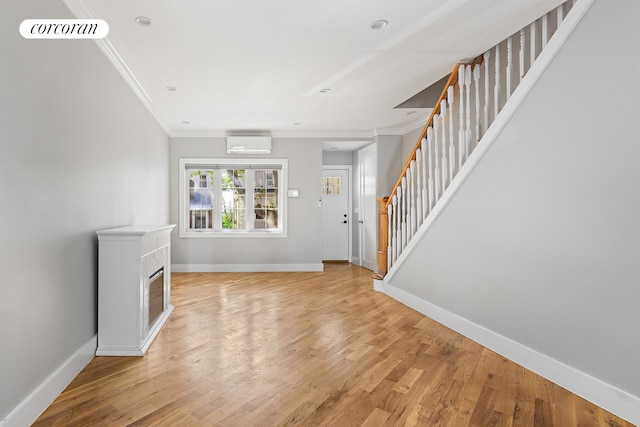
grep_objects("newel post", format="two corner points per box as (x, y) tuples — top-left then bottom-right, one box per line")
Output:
(377, 197), (389, 278)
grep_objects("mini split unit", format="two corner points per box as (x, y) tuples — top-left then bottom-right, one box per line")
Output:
(226, 136), (272, 154)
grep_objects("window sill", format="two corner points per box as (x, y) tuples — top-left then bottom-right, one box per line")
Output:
(179, 229), (287, 239)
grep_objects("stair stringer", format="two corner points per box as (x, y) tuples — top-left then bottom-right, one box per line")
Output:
(375, 0), (640, 424)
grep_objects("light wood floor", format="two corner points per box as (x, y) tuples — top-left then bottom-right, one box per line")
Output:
(35, 264), (634, 426)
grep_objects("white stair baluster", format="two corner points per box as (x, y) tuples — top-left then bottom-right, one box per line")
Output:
(408, 163), (415, 238)
(396, 182), (401, 254)
(392, 194), (398, 262)
(415, 149), (422, 225)
(396, 191), (402, 260)
(404, 167), (413, 243)
(541, 13), (549, 48)
(401, 177), (407, 250)
(520, 29), (526, 81)
(397, 186), (403, 254)
(530, 21), (537, 69)
(411, 160), (417, 230)
(447, 86), (455, 182)
(474, 64), (481, 141)
(420, 138), (428, 218)
(506, 36), (512, 99)
(465, 65), (472, 158)
(387, 203), (393, 268)
(484, 51), (490, 132)
(440, 100), (448, 191)
(458, 66), (466, 169)
(433, 115), (441, 200)
(421, 137), (429, 217)
(427, 127), (435, 209)
(494, 44), (500, 119)
(557, 4), (564, 25)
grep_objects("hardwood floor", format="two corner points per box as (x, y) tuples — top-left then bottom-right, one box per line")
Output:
(35, 264), (634, 426)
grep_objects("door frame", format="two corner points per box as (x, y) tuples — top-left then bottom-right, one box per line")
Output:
(357, 143), (377, 272)
(322, 165), (352, 262)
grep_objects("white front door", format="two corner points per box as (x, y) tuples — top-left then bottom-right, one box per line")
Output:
(358, 144), (377, 272)
(322, 168), (350, 261)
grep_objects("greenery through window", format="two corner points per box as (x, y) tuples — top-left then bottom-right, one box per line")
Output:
(180, 158), (287, 237)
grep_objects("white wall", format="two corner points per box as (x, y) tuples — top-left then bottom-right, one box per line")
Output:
(384, 0), (640, 422)
(375, 135), (403, 200)
(170, 137), (323, 270)
(401, 127), (423, 163)
(0, 0), (169, 422)
(322, 150), (352, 165)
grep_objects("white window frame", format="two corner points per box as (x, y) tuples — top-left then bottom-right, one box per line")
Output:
(179, 158), (288, 238)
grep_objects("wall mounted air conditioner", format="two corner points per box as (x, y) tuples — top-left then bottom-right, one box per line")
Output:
(226, 136), (272, 154)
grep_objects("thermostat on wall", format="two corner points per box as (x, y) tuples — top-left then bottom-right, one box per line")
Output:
(287, 189), (300, 198)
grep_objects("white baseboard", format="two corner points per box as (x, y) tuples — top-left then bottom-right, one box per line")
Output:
(375, 282), (640, 425)
(172, 263), (324, 273)
(1, 335), (97, 427)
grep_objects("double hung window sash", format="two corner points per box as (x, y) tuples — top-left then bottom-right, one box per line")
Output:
(181, 159), (286, 237)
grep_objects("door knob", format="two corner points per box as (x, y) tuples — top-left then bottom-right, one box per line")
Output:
(358, 220), (364, 223)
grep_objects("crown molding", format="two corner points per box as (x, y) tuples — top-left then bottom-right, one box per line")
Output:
(374, 111), (431, 137)
(62, 0), (171, 135)
(169, 128), (376, 139)
(399, 115), (430, 134)
(61, 0), (428, 140)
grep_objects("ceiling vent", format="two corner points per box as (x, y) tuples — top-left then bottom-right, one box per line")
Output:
(226, 136), (272, 154)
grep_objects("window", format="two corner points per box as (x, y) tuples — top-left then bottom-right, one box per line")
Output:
(179, 158), (287, 238)
(321, 176), (342, 196)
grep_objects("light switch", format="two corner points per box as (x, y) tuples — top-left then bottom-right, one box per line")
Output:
(287, 188), (300, 198)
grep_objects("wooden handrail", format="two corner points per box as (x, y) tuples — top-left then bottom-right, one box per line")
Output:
(377, 0), (572, 277)
(384, 55), (484, 211)
(377, 56), (484, 276)
(384, 63), (459, 210)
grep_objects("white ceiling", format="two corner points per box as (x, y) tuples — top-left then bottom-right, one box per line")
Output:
(65, 0), (564, 138)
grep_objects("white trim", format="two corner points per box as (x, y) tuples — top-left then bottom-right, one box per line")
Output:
(1, 336), (96, 427)
(385, 0), (595, 282)
(374, 281), (640, 425)
(356, 143), (378, 272)
(179, 158), (288, 238)
(61, 0), (170, 135)
(172, 263), (324, 272)
(397, 115), (430, 136)
(170, 129), (377, 139)
(373, 127), (404, 136)
(322, 165), (353, 262)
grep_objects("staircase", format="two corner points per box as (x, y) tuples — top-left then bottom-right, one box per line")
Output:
(372, 0), (640, 424)
(378, 0), (576, 278)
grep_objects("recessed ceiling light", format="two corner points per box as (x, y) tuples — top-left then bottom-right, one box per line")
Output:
(181, 121), (190, 125)
(135, 16), (152, 27)
(370, 20), (388, 30)
(320, 88), (331, 94)
(406, 110), (417, 116)
(293, 122), (302, 126)
(166, 86), (177, 92)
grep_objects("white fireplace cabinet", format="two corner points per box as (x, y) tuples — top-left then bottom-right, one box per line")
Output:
(96, 224), (176, 356)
